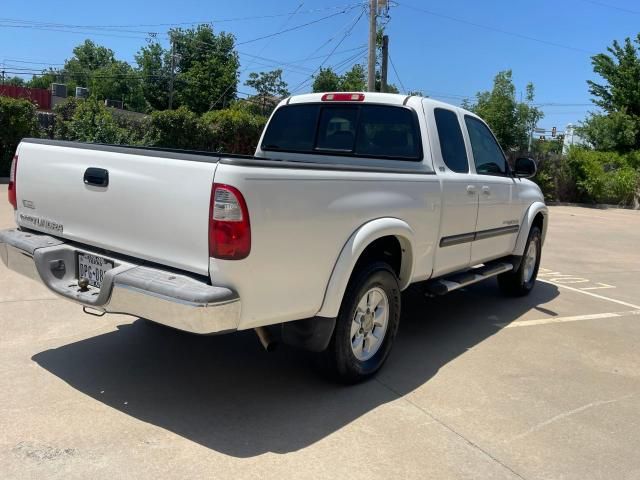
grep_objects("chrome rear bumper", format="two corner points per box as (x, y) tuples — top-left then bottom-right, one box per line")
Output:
(0, 228), (240, 334)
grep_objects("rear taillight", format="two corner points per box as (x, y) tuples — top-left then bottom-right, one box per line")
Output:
(209, 183), (251, 260)
(8, 154), (18, 210)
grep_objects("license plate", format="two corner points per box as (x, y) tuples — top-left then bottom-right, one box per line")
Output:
(77, 253), (114, 289)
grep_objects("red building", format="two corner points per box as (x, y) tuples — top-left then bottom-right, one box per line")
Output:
(0, 85), (51, 111)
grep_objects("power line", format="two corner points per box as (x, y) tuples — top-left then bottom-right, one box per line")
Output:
(291, 7), (366, 93)
(576, 0), (640, 15)
(388, 54), (406, 93)
(397, 2), (595, 55)
(208, 3), (308, 110)
(236, 7), (360, 46)
(0, 5), (361, 31)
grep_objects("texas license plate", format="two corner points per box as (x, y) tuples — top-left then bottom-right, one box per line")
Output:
(77, 253), (114, 288)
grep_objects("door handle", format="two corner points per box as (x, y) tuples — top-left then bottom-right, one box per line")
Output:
(482, 186), (491, 195)
(466, 185), (477, 194)
(84, 168), (109, 187)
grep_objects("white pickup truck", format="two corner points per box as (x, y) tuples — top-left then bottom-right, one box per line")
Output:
(1, 92), (547, 382)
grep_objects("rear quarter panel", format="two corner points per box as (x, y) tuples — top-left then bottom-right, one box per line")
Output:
(210, 163), (442, 329)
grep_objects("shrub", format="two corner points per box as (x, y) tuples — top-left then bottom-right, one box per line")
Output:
(567, 148), (639, 205)
(202, 104), (267, 155)
(53, 97), (80, 140)
(0, 96), (39, 176)
(534, 154), (577, 202)
(63, 98), (130, 144)
(144, 107), (210, 150)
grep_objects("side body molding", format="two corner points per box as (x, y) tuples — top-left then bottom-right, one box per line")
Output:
(514, 201), (549, 256)
(316, 218), (415, 319)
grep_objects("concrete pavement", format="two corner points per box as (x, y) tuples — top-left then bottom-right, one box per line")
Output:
(1, 188), (639, 479)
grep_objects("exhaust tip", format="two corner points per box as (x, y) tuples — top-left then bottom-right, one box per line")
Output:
(254, 327), (277, 352)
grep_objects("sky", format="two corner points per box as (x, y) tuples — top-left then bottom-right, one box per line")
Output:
(1, 0), (639, 133)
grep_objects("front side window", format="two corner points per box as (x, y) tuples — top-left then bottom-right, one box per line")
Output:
(464, 116), (508, 175)
(261, 104), (421, 160)
(434, 108), (469, 173)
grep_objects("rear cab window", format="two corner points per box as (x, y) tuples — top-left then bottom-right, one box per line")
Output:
(261, 104), (422, 161)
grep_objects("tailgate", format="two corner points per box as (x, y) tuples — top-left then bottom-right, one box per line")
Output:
(15, 140), (218, 276)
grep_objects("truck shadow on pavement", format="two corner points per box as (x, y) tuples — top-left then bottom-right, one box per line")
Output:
(32, 280), (559, 458)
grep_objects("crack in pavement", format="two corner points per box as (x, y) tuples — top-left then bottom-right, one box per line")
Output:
(375, 377), (528, 480)
(510, 394), (635, 442)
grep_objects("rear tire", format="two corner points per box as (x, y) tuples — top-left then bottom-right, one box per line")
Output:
(498, 225), (542, 296)
(319, 262), (401, 384)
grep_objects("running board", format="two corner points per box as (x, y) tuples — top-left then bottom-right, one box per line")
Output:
(424, 261), (514, 296)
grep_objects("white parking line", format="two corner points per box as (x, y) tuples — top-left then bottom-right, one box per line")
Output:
(539, 279), (640, 310)
(501, 310), (640, 328)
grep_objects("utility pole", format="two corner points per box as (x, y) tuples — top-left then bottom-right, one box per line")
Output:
(381, 35), (389, 93)
(168, 33), (176, 109)
(367, 0), (378, 92)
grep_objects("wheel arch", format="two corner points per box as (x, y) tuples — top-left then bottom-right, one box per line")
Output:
(514, 202), (548, 256)
(316, 218), (415, 319)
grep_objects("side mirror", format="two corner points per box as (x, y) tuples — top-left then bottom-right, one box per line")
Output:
(514, 157), (537, 178)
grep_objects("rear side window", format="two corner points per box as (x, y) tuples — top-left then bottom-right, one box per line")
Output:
(464, 116), (509, 175)
(261, 104), (421, 160)
(434, 108), (468, 173)
(261, 104), (319, 152)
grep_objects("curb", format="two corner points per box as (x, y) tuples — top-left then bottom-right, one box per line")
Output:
(547, 201), (639, 211)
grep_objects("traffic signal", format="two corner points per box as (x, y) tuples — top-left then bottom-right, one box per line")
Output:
(540, 135), (546, 141)
(552, 127), (557, 138)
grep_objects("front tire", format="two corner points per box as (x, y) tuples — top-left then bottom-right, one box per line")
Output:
(498, 225), (542, 296)
(319, 262), (401, 384)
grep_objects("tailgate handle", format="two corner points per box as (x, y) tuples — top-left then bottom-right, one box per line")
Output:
(84, 168), (109, 187)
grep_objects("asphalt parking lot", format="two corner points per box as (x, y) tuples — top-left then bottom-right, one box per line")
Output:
(1, 185), (639, 480)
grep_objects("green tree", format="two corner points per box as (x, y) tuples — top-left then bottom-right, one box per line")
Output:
(466, 70), (543, 151)
(91, 61), (146, 112)
(579, 110), (638, 151)
(171, 25), (240, 113)
(135, 42), (170, 110)
(63, 39), (115, 93)
(578, 34), (640, 152)
(312, 67), (341, 92)
(244, 69), (289, 114)
(26, 70), (59, 90)
(4, 76), (25, 87)
(62, 40), (145, 111)
(341, 64), (366, 91)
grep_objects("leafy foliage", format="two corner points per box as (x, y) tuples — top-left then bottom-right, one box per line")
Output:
(202, 103), (267, 154)
(5, 77), (25, 87)
(0, 96), (39, 175)
(144, 107), (211, 150)
(579, 34), (640, 152)
(169, 26), (240, 114)
(312, 64), (367, 92)
(465, 70), (543, 152)
(135, 42), (170, 111)
(567, 148), (639, 205)
(244, 69), (289, 115)
(56, 98), (131, 144)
